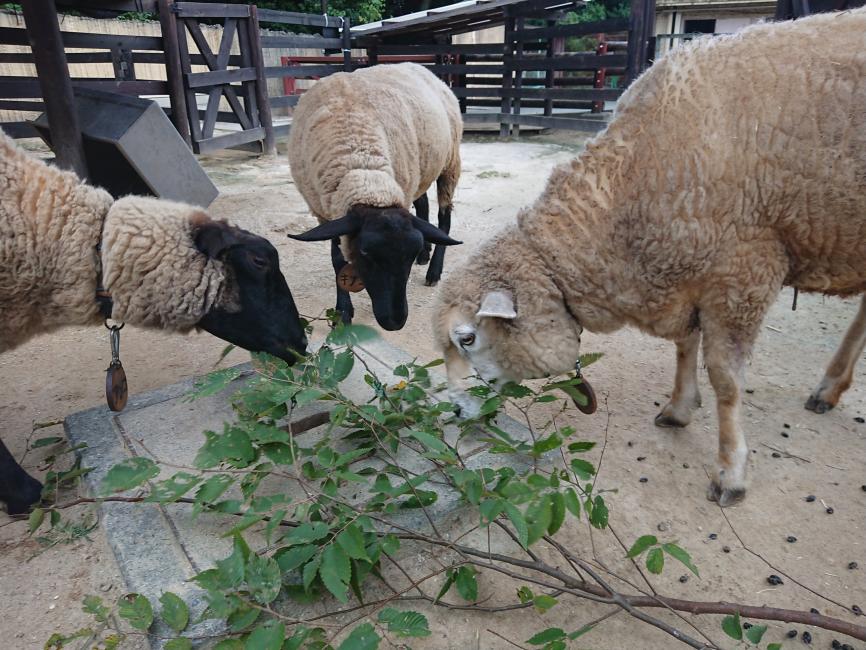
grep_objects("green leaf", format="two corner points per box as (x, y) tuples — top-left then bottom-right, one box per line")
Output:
(377, 608), (432, 638)
(320, 543), (352, 602)
(526, 495), (554, 546)
(214, 640), (245, 650)
(159, 592), (189, 633)
(589, 495), (609, 529)
(626, 535), (658, 558)
(245, 620), (285, 650)
(578, 352), (604, 367)
(228, 604), (260, 632)
(337, 622), (380, 650)
(326, 323), (379, 347)
(261, 442), (296, 466)
(275, 544), (318, 573)
(533, 594), (558, 612)
(767, 644), (782, 650)
(502, 501), (529, 548)
(645, 547), (664, 575)
(336, 525), (370, 562)
(191, 367), (242, 399)
(332, 350), (355, 382)
(570, 458), (596, 481)
(455, 566), (478, 602)
(661, 543), (700, 578)
(564, 488), (581, 518)
(164, 639), (193, 650)
(32, 436), (63, 448)
(146, 472), (201, 503)
(82, 595), (110, 623)
(28, 507), (44, 534)
(215, 535), (248, 588)
(435, 570), (456, 601)
(526, 628), (566, 645)
(721, 613), (742, 640)
(568, 623), (596, 639)
(479, 498), (505, 525)
(194, 426), (255, 469)
(192, 474), (234, 511)
(117, 593), (154, 631)
(744, 623), (767, 644)
(408, 428), (449, 453)
(532, 432), (563, 455)
(284, 522), (330, 546)
(499, 382), (533, 398)
(548, 492), (566, 535)
(479, 396), (503, 416)
(401, 489), (438, 509)
(302, 553), (321, 591)
(517, 586), (534, 603)
(567, 441), (597, 453)
(100, 457), (159, 494)
(246, 554), (282, 604)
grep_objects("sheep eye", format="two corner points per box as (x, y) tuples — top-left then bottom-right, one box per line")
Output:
(459, 333), (476, 347)
(250, 255), (267, 269)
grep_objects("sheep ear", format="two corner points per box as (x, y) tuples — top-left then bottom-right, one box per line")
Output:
(476, 290), (517, 319)
(193, 218), (241, 259)
(288, 213), (362, 242)
(411, 216), (462, 246)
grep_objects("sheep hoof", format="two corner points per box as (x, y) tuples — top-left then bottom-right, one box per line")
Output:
(706, 481), (746, 507)
(654, 412), (688, 428)
(424, 277), (439, 287)
(416, 249), (431, 265)
(804, 394), (834, 414)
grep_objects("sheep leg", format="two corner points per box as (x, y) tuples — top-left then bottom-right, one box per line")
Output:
(655, 328), (702, 427)
(413, 193), (431, 265)
(805, 294), (866, 414)
(425, 205), (451, 286)
(331, 238), (353, 325)
(0, 438), (43, 515)
(703, 327), (750, 507)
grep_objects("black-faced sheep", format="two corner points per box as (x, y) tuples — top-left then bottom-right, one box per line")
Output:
(0, 132), (308, 514)
(433, 8), (866, 507)
(287, 62), (462, 331)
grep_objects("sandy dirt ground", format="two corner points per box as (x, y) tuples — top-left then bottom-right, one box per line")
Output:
(1, 134), (864, 649)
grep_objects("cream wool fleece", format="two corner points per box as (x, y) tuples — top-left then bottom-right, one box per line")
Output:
(0, 132), (226, 352)
(437, 8), (866, 363)
(288, 61), (462, 228)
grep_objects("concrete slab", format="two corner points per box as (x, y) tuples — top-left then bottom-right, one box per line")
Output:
(65, 336), (538, 648)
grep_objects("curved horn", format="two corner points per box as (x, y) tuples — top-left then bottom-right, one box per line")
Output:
(411, 215), (462, 246)
(288, 213), (362, 242)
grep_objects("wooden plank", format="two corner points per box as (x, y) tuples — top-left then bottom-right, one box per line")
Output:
(464, 98), (594, 108)
(267, 64), (345, 78)
(451, 86), (621, 100)
(174, 17), (203, 142)
(236, 14), (259, 131)
(0, 26), (163, 50)
(510, 53), (627, 71)
(55, 0), (158, 11)
(257, 9), (340, 28)
(269, 95), (301, 109)
(195, 127), (265, 154)
(248, 5), (275, 155)
(500, 11), (515, 137)
(513, 18), (630, 41)
(374, 43), (503, 55)
(186, 67), (258, 88)
(626, 0), (647, 83)
(174, 3), (250, 18)
(20, 3), (86, 175)
(423, 64), (502, 74)
(159, 0), (191, 147)
(0, 100), (44, 111)
(503, 112), (609, 131)
(260, 35), (343, 49)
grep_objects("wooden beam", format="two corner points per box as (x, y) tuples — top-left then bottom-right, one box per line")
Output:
(21, 1), (87, 177)
(158, 0), (191, 147)
(248, 5), (276, 154)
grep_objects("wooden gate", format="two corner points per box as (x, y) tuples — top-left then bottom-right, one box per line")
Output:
(163, 2), (275, 154)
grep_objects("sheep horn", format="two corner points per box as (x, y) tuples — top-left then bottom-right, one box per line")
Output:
(411, 215), (462, 246)
(288, 213), (363, 242)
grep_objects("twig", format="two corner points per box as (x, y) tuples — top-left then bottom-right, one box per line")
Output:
(487, 628), (529, 650)
(760, 442), (812, 463)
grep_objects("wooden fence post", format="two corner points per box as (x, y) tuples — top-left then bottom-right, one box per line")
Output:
(248, 5), (276, 155)
(626, 0), (647, 84)
(499, 8), (515, 138)
(543, 19), (555, 117)
(592, 38), (607, 113)
(158, 0), (192, 147)
(341, 16), (352, 72)
(21, 1), (87, 176)
(512, 16), (524, 137)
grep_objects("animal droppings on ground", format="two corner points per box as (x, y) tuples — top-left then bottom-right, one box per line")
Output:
(801, 630), (812, 644)
(806, 495), (817, 502)
(767, 574), (784, 585)
(787, 536), (797, 543)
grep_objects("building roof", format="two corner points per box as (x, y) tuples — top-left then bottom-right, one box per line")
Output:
(353, 0), (583, 39)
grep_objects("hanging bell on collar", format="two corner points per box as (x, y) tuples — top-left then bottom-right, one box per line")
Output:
(572, 358), (598, 415)
(105, 322), (128, 412)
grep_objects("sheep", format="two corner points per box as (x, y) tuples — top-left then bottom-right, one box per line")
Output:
(287, 62), (462, 331)
(0, 131), (308, 514)
(433, 8), (866, 507)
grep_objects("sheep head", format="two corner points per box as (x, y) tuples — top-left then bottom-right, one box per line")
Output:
(289, 205), (460, 331)
(192, 215), (308, 364)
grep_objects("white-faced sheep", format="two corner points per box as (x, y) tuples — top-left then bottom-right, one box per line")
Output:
(287, 62), (462, 331)
(434, 8), (866, 506)
(0, 132), (308, 515)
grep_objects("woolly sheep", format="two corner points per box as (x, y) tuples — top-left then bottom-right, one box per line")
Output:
(0, 132), (308, 514)
(433, 8), (866, 507)
(287, 62), (462, 331)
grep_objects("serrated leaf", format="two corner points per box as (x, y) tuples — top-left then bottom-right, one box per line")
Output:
(194, 427), (255, 469)
(275, 544), (318, 573)
(744, 623), (767, 644)
(502, 501), (529, 548)
(82, 595), (110, 623)
(567, 441), (597, 452)
(215, 535), (248, 588)
(214, 640), (245, 650)
(302, 553), (321, 592)
(146, 472), (201, 503)
(117, 593), (153, 631)
(626, 535), (658, 558)
(192, 473), (234, 511)
(767, 644), (782, 650)
(435, 570), (456, 602)
(159, 592), (189, 633)
(563, 488), (581, 518)
(570, 458), (596, 481)
(548, 492), (566, 535)
(336, 525), (370, 562)
(284, 522), (330, 546)
(191, 368), (242, 399)
(337, 622), (380, 650)
(721, 613), (742, 640)
(326, 323), (379, 347)
(408, 428), (448, 453)
(479, 498), (505, 525)
(164, 639), (193, 650)
(568, 623), (596, 639)
(526, 628), (566, 645)
(100, 457), (159, 494)
(332, 350), (355, 382)
(455, 566), (478, 602)
(645, 547), (664, 574)
(28, 507), (44, 534)
(377, 608), (431, 638)
(246, 554), (282, 604)
(532, 433), (563, 455)
(533, 594), (558, 612)
(661, 543), (700, 577)
(320, 544), (351, 602)
(527, 495), (554, 546)
(578, 352), (603, 367)
(228, 604), (260, 632)
(589, 495), (609, 529)
(245, 620), (285, 650)
(517, 586), (534, 603)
